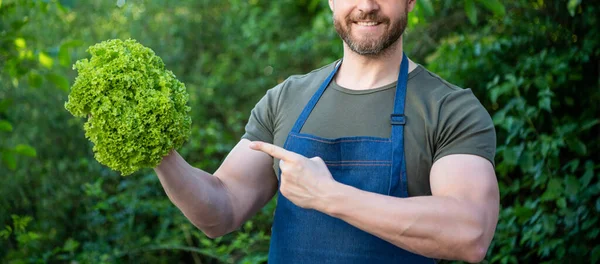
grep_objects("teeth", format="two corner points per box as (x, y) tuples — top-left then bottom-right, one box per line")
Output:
(356, 21), (378, 26)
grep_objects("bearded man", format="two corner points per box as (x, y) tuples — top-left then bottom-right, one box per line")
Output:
(154, 0), (500, 263)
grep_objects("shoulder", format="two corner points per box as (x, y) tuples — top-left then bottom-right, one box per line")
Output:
(408, 66), (473, 102)
(410, 66), (496, 164)
(408, 66), (490, 120)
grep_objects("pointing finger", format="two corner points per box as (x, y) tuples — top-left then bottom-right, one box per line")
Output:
(249, 141), (301, 162)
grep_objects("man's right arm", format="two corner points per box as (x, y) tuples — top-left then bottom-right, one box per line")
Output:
(154, 138), (278, 238)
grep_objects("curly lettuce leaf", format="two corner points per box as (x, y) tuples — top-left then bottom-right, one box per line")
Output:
(65, 39), (192, 175)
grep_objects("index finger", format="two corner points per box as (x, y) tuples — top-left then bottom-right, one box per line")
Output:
(249, 141), (301, 162)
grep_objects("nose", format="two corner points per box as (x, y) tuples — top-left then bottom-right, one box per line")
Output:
(356, 0), (380, 13)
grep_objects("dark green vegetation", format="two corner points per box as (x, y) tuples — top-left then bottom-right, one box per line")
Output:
(1, 0), (598, 263)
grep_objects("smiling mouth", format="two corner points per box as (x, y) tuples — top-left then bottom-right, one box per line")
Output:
(354, 21), (381, 26)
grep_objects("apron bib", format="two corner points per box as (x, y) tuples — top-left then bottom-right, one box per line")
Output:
(268, 54), (434, 263)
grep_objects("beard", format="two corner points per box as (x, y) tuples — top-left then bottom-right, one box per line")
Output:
(334, 10), (407, 56)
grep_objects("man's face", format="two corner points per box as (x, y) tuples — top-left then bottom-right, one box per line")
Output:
(330, 0), (415, 56)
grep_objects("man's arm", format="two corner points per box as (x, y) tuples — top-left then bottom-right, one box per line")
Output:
(154, 139), (278, 238)
(321, 154), (499, 263)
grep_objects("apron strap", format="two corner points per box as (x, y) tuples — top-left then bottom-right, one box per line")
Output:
(290, 60), (342, 133)
(389, 53), (410, 197)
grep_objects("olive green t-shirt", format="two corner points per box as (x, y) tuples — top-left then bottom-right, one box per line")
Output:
(242, 62), (496, 197)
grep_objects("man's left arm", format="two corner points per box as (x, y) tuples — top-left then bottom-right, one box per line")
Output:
(321, 154), (499, 263)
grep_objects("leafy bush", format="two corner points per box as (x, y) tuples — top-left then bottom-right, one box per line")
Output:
(426, 0), (600, 262)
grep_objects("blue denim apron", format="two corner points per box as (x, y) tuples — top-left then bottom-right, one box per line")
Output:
(268, 54), (434, 263)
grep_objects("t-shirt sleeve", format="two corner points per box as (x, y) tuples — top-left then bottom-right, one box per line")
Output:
(241, 84), (282, 143)
(433, 88), (496, 166)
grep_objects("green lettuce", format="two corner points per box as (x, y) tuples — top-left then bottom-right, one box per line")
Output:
(65, 39), (192, 175)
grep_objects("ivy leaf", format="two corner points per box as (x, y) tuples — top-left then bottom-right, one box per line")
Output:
(464, 0), (477, 25)
(538, 97), (552, 112)
(514, 205), (534, 224)
(581, 161), (595, 187)
(565, 176), (580, 196)
(519, 152), (535, 171)
(503, 146), (520, 166)
(14, 144), (37, 157)
(0, 120), (12, 132)
(541, 178), (562, 201)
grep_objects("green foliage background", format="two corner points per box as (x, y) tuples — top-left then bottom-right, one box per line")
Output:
(1, 0), (598, 263)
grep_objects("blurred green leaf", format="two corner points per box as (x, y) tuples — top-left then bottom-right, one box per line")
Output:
(538, 97), (551, 112)
(592, 246), (600, 264)
(28, 72), (43, 88)
(62, 238), (80, 252)
(464, 0), (477, 25)
(46, 73), (69, 91)
(568, 0), (582, 16)
(14, 37), (26, 49)
(514, 206), (534, 224)
(14, 144), (36, 157)
(566, 138), (587, 156)
(58, 44), (70, 67)
(541, 179), (563, 201)
(477, 0), (506, 16)
(308, 0), (320, 12)
(418, 0), (434, 17)
(565, 176), (580, 196)
(503, 146), (520, 166)
(2, 152), (16, 170)
(581, 119), (599, 131)
(0, 120), (13, 132)
(556, 198), (567, 209)
(0, 99), (12, 113)
(38, 52), (53, 68)
(581, 161), (594, 187)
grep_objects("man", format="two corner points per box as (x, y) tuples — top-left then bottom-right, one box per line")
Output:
(154, 0), (499, 263)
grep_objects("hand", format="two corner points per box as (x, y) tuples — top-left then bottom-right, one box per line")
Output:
(249, 141), (339, 211)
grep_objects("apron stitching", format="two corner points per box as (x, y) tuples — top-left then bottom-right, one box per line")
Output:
(290, 134), (391, 143)
(326, 164), (391, 167)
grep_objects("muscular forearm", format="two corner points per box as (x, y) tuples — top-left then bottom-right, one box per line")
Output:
(154, 150), (234, 238)
(321, 184), (495, 263)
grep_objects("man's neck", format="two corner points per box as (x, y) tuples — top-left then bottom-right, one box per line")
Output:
(334, 38), (417, 91)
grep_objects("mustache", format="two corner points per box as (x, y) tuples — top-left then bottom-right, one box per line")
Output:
(347, 11), (389, 23)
